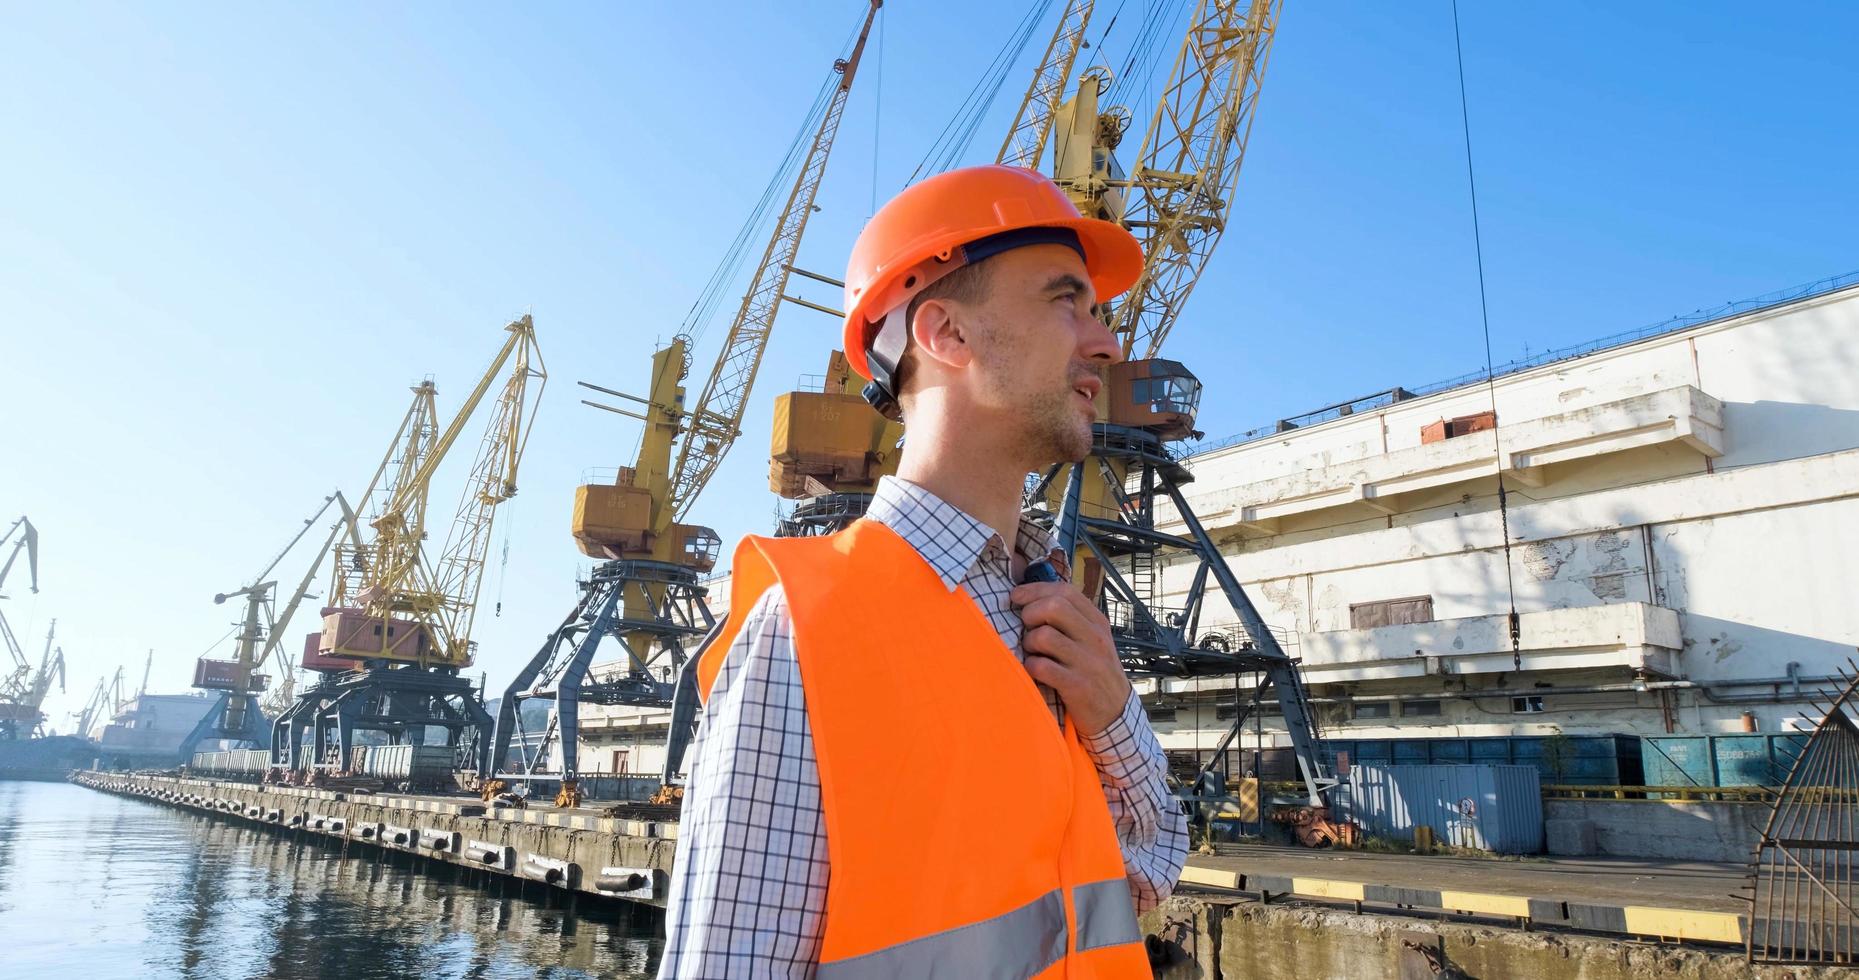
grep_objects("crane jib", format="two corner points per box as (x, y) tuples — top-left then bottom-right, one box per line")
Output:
(663, 0), (881, 527)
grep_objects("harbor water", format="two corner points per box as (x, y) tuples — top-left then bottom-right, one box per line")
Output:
(0, 780), (664, 978)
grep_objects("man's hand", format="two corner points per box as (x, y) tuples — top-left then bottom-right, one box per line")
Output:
(1011, 581), (1132, 735)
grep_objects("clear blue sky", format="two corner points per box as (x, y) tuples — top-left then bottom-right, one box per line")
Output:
(4, 2), (1855, 728)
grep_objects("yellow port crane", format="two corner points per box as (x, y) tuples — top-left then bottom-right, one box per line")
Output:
(177, 492), (362, 762)
(491, 0), (883, 805)
(272, 316), (546, 780)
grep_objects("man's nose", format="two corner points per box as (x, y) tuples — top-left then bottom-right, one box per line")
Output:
(1077, 307), (1123, 365)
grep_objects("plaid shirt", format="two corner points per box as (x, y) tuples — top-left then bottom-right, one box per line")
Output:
(658, 476), (1188, 978)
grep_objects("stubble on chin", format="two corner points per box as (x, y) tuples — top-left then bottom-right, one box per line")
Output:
(1022, 388), (1094, 466)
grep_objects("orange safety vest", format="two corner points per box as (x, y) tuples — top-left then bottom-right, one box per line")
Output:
(697, 519), (1149, 977)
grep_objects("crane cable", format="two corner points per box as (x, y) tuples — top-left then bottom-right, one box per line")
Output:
(870, 3), (884, 214)
(908, 0), (1053, 183)
(684, 73), (838, 348)
(493, 525), (511, 617)
(685, 6), (871, 347)
(1106, 0), (1191, 109)
(1451, 0), (1522, 672)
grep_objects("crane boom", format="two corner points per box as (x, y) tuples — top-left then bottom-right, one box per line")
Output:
(1109, 0), (1280, 359)
(323, 316), (545, 669)
(334, 384), (439, 613)
(267, 493), (361, 677)
(997, 0), (1096, 170)
(666, 0), (882, 525)
(433, 322), (546, 654)
(0, 516), (38, 596)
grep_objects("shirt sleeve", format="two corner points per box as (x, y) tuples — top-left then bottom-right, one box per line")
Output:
(1079, 687), (1190, 912)
(658, 585), (829, 979)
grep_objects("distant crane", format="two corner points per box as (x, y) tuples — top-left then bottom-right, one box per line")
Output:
(175, 492), (361, 763)
(70, 665), (129, 740)
(71, 669), (119, 741)
(272, 317), (545, 781)
(0, 621), (65, 740)
(0, 517), (47, 739)
(491, 0), (883, 806)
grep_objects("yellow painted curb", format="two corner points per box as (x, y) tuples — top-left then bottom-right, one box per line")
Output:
(1179, 865), (1241, 889)
(1623, 906), (1744, 944)
(1438, 890), (1531, 918)
(1293, 877), (1366, 901)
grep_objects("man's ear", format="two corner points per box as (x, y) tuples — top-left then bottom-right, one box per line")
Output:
(908, 297), (973, 371)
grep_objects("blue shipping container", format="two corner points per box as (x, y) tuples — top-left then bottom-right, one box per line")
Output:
(1327, 735), (1642, 785)
(1336, 764), (1544, 854)
(1641, 734), (1807, 787)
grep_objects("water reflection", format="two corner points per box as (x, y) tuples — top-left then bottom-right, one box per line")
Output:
(0, 781), (663, 978)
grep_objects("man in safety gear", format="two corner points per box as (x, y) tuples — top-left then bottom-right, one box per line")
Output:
(660, 165), (1189, 977)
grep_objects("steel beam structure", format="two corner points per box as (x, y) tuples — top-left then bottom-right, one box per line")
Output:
(270, 665), (492, 779)
(491, 559), (712, 786)
(1042, 422), (1337, 809)
(776, 492), (875, 538)
(176, 692), (271, 762)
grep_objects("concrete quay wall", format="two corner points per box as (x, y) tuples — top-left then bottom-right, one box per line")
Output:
(74, 771), (675, 907)
(1141, 897), (1850, 980)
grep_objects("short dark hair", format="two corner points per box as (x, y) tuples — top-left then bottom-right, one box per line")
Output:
(894, 258), (995, 397)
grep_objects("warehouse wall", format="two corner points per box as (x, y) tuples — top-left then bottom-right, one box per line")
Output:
(1155, 285), (1859, 741)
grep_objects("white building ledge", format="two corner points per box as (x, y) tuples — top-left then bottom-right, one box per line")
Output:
(1136, 602), (1681, 698)
(1293, 601), (1682, 682)
(1182, 385), (1724, 532)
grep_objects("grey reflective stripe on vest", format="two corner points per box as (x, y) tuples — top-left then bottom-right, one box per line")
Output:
(1072, 877), (1142, 953)
(816, 888), (1068, 979)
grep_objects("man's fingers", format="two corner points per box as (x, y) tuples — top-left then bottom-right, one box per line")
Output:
(1023, 623), (1084, 663)
(1023, 652), (1075, 690)
(1019, 595), (1098, 645)
(1013, 581), (1108, 618)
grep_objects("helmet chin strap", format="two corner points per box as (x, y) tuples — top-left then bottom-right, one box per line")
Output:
(860, 304), (910, 422)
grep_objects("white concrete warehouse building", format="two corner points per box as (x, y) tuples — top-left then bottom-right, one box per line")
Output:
(1148, 276), (1859, 757)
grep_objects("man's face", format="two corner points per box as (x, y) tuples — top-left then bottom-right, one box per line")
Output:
(960, 244), (1123, 465)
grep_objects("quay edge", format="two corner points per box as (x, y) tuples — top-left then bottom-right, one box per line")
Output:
(75, 772), (1847, 977)
(72, 771), (676, 908)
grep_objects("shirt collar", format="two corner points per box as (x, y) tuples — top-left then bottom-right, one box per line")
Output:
(866, 475), (1055, 592)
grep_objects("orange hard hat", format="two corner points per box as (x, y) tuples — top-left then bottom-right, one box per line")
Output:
(841, 164), (1144, 383)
